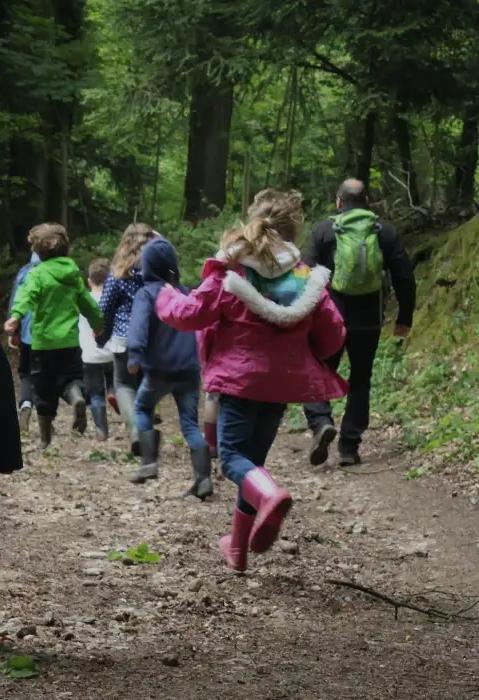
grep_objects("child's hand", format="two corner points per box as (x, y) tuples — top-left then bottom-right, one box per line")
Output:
(8, 334), (20, 350)
(4, 317), (19, 336)
(128, 363), (139, 375)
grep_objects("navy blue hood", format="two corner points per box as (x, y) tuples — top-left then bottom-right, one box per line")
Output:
(141, 238), (179, 284)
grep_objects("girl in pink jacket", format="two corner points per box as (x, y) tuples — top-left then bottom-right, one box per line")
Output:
(156, 190), (347, 572)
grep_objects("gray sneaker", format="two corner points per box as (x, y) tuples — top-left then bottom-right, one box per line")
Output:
(338, 452), (362, 467)
(309, 424), (337, 465)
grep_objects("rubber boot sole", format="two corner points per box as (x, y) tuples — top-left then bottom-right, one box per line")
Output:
(310, 425), (337, 466)
(249, 491), (292, 554)
(72, 400), (87, 434)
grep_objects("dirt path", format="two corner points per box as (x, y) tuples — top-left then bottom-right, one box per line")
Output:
(1, 401), (478, 700)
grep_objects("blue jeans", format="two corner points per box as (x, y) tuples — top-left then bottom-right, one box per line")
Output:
(218, 395), (286, 513)
(134, 374), (206, 450)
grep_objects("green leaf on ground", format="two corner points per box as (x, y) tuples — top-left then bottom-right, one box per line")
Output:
(4, 655), (38, 679)
(405, 466), (427, 480)
(108, 542), (162, 564)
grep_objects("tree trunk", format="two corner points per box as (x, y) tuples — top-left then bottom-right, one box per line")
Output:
(46, 0), (85, 228)
(455, 110), (478, 207)
(184, 81), (234, 222)
(45, 104), (71, 226)
(393, 113), (420, 205)
(356, 112), (376, 189)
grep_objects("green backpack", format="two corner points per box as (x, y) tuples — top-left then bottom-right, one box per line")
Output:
(330, 208), (383, 295)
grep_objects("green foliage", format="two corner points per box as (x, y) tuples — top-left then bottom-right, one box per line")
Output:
(4, 656), (38, 680)
(108, 542), (162, 564)
(88, 449), (136, 464)
(286, 404), (307, 433)
(357, 216), (479, 472)
(405, 466), (427, 480)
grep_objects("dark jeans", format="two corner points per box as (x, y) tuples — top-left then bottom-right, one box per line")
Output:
(83, 362), (114, 409)
(31, 347), (84, 417)
(304, 327), (381, 453)
(18, 342), (33, 407)
(134, 373), (205, 449)
(218, 395), (286, 514)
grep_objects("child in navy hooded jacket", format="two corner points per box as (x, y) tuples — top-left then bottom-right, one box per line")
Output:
(127, 237), (213, 498)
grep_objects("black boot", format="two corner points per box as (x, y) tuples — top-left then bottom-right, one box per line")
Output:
(187, 445), (213, 500)
(130, 430), (160, 484)
(38, 415), (53, 450)
(63, 383), (87, 434)
(91, 405), (108, 442)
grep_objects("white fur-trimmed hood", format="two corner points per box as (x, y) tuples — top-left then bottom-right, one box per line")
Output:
(223, 265), (330, 327)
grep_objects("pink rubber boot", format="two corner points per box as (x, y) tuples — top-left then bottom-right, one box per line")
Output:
(242, 468), (292, 554)
(204, 422), (218, 458)
(219, 507), (255, 572)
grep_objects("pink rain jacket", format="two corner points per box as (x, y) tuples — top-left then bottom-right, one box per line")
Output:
(155, 258), (348, 404)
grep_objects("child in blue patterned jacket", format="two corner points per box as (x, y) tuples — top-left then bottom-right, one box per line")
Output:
(97, 223), (156, 454)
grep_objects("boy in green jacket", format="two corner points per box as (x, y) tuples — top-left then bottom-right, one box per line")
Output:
(5, 223), (103, 449)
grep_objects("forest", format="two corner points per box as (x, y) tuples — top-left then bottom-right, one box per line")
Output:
(1, 0), (479, 258)
(1, 3), (479, 699)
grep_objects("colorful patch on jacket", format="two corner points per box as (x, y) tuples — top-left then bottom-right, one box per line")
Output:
(245, 263), (311, 307)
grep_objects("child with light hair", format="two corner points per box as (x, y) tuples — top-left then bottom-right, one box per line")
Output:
(155, 190), (347, 571)
(5, 223), (103, 449)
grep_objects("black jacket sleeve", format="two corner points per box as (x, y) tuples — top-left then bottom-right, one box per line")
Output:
(379, 222), (416, 327)
(304, 221), (335, 269)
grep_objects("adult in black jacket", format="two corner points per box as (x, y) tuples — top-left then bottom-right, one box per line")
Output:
(305, 179), (416, 466)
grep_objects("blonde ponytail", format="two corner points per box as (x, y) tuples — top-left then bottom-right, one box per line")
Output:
(220, 189), (304, 270)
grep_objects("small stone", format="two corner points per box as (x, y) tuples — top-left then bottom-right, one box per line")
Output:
(187, 579), (203, 593)
(82, 581), (98, 588)
(321, 501), (335, 513)
(83, 567), (103, 577)
(114, 610), (132, 623)
(201, 594), (212, 607)
(314, 490), (322, 501)
(82, 617), (96, 625)
(352, 521), (367, 535)
(432, 512), (439, 518)
(161, 651), (180, 667)
(246, 580), (261, 590)
(80, 551), (105, 560)
(62, 631), (75, 641)
(43, 612), (56, 627)
(251, 607), (259, 617)
(17, 625), (37, 639)
(399, 541), (429, 558)
(279, 540), (299, 555)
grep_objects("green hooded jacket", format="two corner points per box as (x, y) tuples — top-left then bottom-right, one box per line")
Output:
(11, 257), (103, 351)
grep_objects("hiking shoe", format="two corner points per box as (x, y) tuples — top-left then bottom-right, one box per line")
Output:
(309, 424), (337, 465)
(339, 452), (362, 467)
(18, 401), (32, 433)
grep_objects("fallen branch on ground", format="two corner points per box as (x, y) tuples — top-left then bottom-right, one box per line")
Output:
(325, 579), (479, 622)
